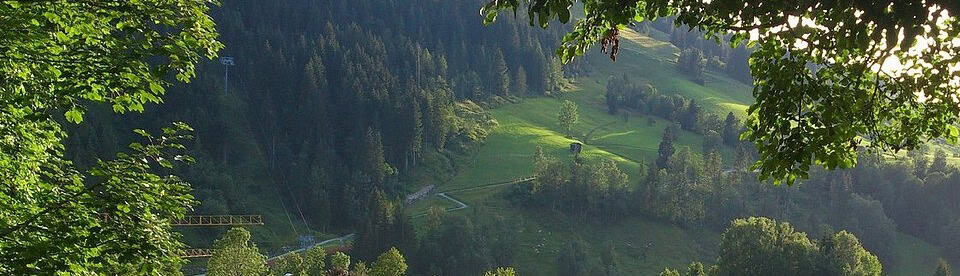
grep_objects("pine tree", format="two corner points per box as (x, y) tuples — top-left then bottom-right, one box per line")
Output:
(547, 56), (564, 91)
(401, 93), (424, 172)
(356, 189), (397, 260)
(605, 77), (624, 115)
(722, 112), (740, 146)
(305, 55), (328, 92)
(680, 99), (702, 132)
(513, 65), (528, 95)
(360, 128), (395, 189)
(657, 126), (677, 169)
(494, 49), (511, 97)
(558, 100), (580, 137)
(678, 48), (706, 81)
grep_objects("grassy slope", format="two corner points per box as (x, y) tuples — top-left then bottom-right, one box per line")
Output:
(599, 28), (754, 116)
(405, 28), (953, 275)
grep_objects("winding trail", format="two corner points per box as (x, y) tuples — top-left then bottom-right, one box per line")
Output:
(262, 176), (534, 266)
(437, 193), (467, 211)
(265, 177), (535, 264)
(411, 176), (535, 218)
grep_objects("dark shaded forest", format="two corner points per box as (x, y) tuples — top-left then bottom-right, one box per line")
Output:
(64, 0), (569, 245)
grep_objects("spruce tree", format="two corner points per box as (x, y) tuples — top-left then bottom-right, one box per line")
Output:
(722, 112), (741, 146)
(513, 65), (528, 95)
(558, 100), (580, 137)
(657, 126), (677, 169)
(494, 49), (511, 97)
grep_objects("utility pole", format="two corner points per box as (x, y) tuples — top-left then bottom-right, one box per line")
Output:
(219, 56), (235, 94)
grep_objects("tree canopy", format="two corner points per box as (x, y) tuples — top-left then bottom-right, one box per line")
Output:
(558, 99), (579, 136)
(207, 228), (268, 276)
(483, 0), (960, 184)
(1, 0), (221, 273)
(663, 217), (882, 276)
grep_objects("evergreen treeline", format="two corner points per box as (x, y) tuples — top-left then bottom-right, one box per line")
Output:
(604, 74), (741, 150)
(521, 123), (960, 266)
(64, 0), (569, 243)
(651, 17), (753, 84)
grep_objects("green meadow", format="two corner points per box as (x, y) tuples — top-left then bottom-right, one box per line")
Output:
(405, 29), (955, 275)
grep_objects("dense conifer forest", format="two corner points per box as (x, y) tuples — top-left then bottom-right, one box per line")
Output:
(65, 0), (569, 240)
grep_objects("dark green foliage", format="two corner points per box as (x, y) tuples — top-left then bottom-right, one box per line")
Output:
(666, 217), (881, 276)
(657, 126), (677, 169)
(702, 130), (722, 154)
(679, 99), (703, 132)
(492, 49), (511, 97)
(940, 219), (960, 261)
(635, 142), (960, 264)
(721, 112), (741, 146)
(604, 74), (659, 115)
(558, 239), (590, 276)
(911, 148), (931, 179)
(604, 75), (724, 139)
(677, 48), (706, 83)
(521, 154), (631, 223)
(600, 243), (621, 276)
(838, 194), (897, 264)
(558, 100), (579, 136)
(725, 46), (752, 84)
(513, 66), (529, 95)
(355, 189), (416, 261)
(645, 147), (712, 225)
(411, 215), (518, 276)
(2, 121), (200, 274)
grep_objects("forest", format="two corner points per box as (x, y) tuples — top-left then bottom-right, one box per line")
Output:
(3, 0), (960, 275)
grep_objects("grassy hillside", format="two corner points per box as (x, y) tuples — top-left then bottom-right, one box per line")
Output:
(404, 29), (955, 275)
(592, 28), (755, 116)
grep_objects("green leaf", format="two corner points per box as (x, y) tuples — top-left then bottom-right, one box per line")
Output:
(65, 109), (83, 124)
(133, 129), (149, 137)
(48, 66), (62, 78)
(54, 32), (68, 42)
(946, 125), (959, 145)
(117, 204), (130, 213)
(158, 158), (173, 168)
(149, 82), (164, 95)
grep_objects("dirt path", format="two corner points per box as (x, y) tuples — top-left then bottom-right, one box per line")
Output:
(411, 177), (535, 218)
